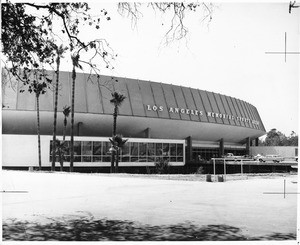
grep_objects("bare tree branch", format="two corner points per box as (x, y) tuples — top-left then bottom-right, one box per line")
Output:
(118, 2), (214, 45)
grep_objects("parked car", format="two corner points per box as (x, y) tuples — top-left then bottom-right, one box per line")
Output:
(256, 154), (284, 163)
(222, 153), (245, 160)
(253, 154), (262, 161)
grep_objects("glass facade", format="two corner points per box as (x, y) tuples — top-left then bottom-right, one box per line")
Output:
(50, 140), (184, 163)
(192, 147), (247, 161)
(224, 149), (246, 156)
(192, 147), (219, 161)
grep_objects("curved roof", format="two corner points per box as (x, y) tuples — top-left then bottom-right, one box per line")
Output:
(2, 71), (266, 142)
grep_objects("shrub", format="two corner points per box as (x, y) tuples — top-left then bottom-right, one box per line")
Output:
(155, 158), (170, 174)
(196, 166), (204, 174)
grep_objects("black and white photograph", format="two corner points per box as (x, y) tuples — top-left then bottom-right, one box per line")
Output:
(1, 1), (299, 243)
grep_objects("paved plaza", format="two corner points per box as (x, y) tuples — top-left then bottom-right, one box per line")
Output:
(1, 170), (298, 241)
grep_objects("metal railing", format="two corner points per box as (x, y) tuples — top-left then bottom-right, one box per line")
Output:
(211, 158), (246, 182)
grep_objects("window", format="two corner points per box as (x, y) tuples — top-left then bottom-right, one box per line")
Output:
(74, 141), (82, 155)
(49, 140), (184, 164)
(129, 142), (138, 162)
(148, 143), (155, 156)
(162, 143), (169, 156)
(224, 149), (246, 156)
(156, 143), (162, 156)
(102, 141), (111, 162)
(82, 156), (92, 162)
(139, 143), (147, 156)
(170, 144), (176, 156)
(121, 143), (130, 162)
(177, 144), (183, 156)
(139, 143), (147, 162)
(93, 142), (102, 155)
(147, 143), (155, 162)
(93, 156), (102, 162)
(131, 142), (139, 156)
(92, 142), (102, 162)
(82, 141), (92, 155)
(82, 141), (93, 162)
(192, 147), (220, 161)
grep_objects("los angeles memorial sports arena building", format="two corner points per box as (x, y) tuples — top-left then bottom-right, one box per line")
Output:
(2, 71), (266, 172)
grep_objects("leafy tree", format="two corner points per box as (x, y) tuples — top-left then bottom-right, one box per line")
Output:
(2, 3), (57, 171)
(261, 129), (298, 146)
(2, 2), (115, 172)
(264, 129), (284, 146)
(1, 3), (56, 71)
(110, 92), (126, 173)
(286, 131), (298, 146)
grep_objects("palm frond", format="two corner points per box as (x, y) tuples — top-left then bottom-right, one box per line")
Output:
(112, 134), (128, 148)
(63, 105), (71, 117)
(110, 92), (126, 106)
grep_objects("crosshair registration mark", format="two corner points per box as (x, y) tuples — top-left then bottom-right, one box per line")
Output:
(263, 179), (299, 198)
(265, 32), (300, 62)
(1, 190), (28, 193)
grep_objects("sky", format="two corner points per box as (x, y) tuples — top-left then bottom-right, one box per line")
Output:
(56, 2), (299, 136)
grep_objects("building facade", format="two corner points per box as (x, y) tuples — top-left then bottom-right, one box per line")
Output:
(2, 71), (266, 169)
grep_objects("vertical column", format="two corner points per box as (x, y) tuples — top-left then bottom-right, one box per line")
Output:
(144, 128), (151, 138)
(246, 137), (250, 155)
(77, 122), (83, 136)
(219, 138), (224, 157)
(186, 136), (193, 162)
(255, 138), (259, 146)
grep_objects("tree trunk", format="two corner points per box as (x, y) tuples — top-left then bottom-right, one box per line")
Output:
(63, 117), (67, 141)
(115, 148), (119, 173)
(52, 56), (60, 171)
(113, 106), (117, 136)
(36, 95), (42, 171)
(58, 146), (63, 172)
(70, 64), (76, 172)
(60, 117), (67, 172)
(110, 152), (115, 173)
(110, 106), (118, 173)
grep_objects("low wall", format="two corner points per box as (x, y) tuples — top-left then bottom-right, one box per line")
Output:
(250, 146), (298, 157)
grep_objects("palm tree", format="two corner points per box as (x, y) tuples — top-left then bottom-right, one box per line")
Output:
(110, 92), (126, 173)
(63, 105), (71, 142)
(52, 45), (67, 171)
(31, 77), (48, 171)
(35, 84), (42, 171)
(109, 135), (128, 173)
(70, 53), (82, 172)
(58, 105), (71, 171)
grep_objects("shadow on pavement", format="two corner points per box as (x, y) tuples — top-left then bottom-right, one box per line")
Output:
(2, 218), (296, 241)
